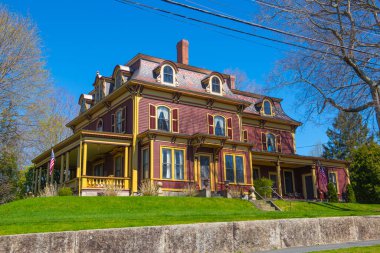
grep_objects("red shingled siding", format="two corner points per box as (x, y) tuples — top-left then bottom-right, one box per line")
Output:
(243, 125), (294, 154)
(84, 99), (133, 133)
(139, 97), (241, 141)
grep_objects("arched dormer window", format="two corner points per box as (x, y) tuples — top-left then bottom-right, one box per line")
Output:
(162, 65), (175, 85)
(96, 119), (103, 132)
(115, 72), (122, 89)
(211, 76), (221, 94)
(157, 106), (171, 131)
(263, 100), (273, 116)
(214, 116), (225, 136)
(267, 133), (276, 152)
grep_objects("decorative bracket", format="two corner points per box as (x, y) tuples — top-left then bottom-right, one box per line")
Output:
(172, 92), (182, 104)
(206, 99), (215, 109)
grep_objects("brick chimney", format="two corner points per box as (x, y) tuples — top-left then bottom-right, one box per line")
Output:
(229, 75), (236, 90)
(176, 39), (189, 65)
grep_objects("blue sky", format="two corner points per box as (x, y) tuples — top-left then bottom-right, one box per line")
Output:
(3, 0), (330, 155)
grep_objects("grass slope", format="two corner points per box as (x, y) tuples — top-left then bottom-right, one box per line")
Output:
(0, 197), (379, 235)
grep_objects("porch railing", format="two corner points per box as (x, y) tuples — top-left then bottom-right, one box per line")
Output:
(82, 176), (130, 190)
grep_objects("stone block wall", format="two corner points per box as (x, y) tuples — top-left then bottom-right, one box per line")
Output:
(0, 216), (379, 253)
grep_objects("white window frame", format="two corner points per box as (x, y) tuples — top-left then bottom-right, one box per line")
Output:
(210, 76), (222, 95)
(157, 106), (171, 132)
(161, 64), (175, 85)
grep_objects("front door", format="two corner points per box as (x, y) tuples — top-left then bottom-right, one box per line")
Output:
(284, 171), (294, 194)
(200, 155), (211, 190)
(304, 175), (314, 199)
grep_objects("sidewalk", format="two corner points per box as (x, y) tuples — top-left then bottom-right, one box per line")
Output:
(260, 240), (380, 253)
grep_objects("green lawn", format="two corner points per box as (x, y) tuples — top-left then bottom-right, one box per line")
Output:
(0, 197), (379, 235)
(311, 245), (380, 253)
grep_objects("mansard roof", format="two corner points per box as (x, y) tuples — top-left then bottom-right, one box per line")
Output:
(69, 52), (301, 128)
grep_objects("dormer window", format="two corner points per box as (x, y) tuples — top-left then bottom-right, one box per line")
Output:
(157, 106), (170, 131)
(96, 119), (103, 131)
(202, 73), (224, 95)
(115, 72), (122, 89)
(263, 100), (273, 116)
(163, 65), (174, 85)
(211, 76), (221, 94)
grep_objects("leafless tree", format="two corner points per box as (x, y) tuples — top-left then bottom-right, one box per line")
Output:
(257, 0), (380, 132)
(224, 67), (263, 93)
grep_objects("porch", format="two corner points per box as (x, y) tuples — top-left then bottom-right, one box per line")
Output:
(31, 130), (133, 196)
(251, 151), (349, 200)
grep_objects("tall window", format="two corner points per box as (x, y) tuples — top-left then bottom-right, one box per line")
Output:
(142, 149), (149, 179)
(163, 65), (174, 84)
(162, 148), (172, 179)
(267, 134), (276, 152)
(225, 154), (245, 184)
(114, 156), (123, 177)
(214, 116), (225, 136)
(157, 106), (170, 131)
(116, 109), (123, 133)
(211, 76), (221, 94)
(96, 119), (103, 132)
(328, 172), (338, 191)
(174, 150), (184, 180)
(161, 148), (185, 180)
(263, 100), (272, 115)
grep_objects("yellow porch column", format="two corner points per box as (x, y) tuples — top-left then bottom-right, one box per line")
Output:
(131, 95), (141, 194)
(37, 167), (41, 193)
(65, 152), (70, 182)
(82, 142), (88, 189)
(149, 140), (154, 184)
(82, 143), (88, 176)
(60, 155), (64, 184)
(311, 165), (318, 199)
(249, 152), (254, 185)
(76, 143), (82, 194)
(124, 146), (129, 190)
(276, 161), (283, 196)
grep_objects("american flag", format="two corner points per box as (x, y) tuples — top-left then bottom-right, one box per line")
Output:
(49, 149), (55, 176)
(319, 166), (327, 187)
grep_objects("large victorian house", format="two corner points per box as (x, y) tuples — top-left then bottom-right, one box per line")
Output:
(31, 40), (349, 199)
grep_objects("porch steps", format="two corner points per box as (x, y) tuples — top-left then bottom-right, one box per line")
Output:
(250, 200), (278, 211)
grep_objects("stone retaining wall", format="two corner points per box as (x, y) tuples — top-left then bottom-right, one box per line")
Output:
(1, 216), (379, 253)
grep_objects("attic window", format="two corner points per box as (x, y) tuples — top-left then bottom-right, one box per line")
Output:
(263, 100), (273, 115)
(162, 65), (175, 85)
(211, 76), (221, 94)
(115, 72), (122, 89)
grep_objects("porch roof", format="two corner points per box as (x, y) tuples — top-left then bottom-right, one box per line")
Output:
(251, 151), (349, 168)
(32, 130), (132, 165)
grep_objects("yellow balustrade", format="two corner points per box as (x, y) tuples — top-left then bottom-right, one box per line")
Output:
(82, 176), (130, 191)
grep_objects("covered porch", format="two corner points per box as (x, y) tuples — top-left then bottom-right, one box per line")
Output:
(31, 130), (133, 196)
(251, 151), (349, 200)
